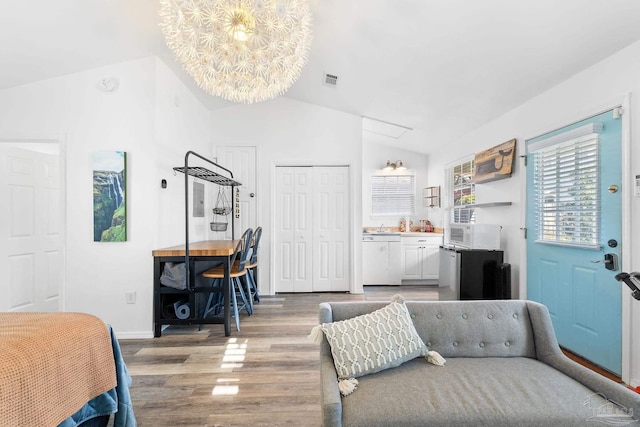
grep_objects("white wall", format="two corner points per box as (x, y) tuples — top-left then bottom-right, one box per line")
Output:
(362, 140), (432, 229)
(209, 97), (364, 294)
(153, 58), (214, 249)
(0, 57), (211, 338)
(426, 40), (640, 387)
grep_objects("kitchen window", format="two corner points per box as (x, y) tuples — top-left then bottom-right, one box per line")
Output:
(371, 172), (416, 216)
(446, 157), (476, 223)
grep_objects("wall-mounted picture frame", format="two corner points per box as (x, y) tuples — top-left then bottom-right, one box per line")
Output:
(473, 138), (517, 183)
(93, 151), (126, 242)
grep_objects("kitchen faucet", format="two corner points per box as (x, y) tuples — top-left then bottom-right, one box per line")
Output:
(378, 223), (384, 232)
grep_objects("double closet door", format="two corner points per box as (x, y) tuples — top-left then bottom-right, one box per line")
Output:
(275, 166), (350, 292)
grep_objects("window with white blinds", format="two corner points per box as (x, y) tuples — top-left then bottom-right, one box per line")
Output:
(532, 132), (600, 247)
(371, 173), (415, 216)
(445, 157), (476, 224)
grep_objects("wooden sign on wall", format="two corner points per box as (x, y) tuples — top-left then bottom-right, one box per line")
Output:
(473, 138), (517, 183)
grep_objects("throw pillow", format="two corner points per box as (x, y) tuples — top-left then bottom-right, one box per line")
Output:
(310, 295), (427, 395)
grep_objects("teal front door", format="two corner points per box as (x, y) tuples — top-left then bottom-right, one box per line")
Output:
(526, 109), (622, 374)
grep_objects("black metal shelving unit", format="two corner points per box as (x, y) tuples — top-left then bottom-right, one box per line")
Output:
(173, 151), (242, 291)
(152, 151), (243, 336)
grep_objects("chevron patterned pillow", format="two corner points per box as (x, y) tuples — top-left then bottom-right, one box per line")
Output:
(318, 299), (427, 393)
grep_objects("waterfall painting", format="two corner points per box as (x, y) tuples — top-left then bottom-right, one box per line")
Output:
(93, 151), (127, 242)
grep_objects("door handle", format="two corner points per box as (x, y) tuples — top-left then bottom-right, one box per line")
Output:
(615, 272), (640, 300)
(590, 253), (619, 271)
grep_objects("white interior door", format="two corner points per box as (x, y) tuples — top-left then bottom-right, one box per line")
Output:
(216, 146), (256, 239)
(313, 167), (349, 291)
(275, 166), (350, 293)
(275, 167), (313, 292)
(0, 145), (63, 312)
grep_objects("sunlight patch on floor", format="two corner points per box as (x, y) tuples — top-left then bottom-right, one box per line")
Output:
(214, 339), (250, 394)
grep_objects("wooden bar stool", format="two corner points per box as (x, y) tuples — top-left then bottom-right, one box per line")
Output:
(201, 228), (253, 331)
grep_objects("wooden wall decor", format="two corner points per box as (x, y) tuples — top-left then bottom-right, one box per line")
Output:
(473, 138), (517, 183)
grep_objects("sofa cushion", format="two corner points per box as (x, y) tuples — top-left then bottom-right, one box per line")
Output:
(319, 300), (426, 382)
(341, 357), (632, 427)
(407, 300), (537, 359)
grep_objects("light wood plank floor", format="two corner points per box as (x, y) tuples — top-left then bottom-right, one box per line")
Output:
(117, 286), (626, 426)
(118, 286), (448, 427)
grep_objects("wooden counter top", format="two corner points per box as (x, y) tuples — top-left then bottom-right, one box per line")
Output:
(152, 240), (239, 257)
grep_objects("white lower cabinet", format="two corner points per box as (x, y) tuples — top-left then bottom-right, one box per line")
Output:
(401, 235), (443, 282)
(362, 239), (401, 285)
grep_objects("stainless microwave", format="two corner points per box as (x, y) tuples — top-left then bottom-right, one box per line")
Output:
(447, 223), (501, 250)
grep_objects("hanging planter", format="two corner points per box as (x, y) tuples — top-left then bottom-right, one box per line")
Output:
(211, 187), (231, 231)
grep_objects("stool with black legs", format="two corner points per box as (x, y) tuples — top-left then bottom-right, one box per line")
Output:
(201, 228), (253, 331)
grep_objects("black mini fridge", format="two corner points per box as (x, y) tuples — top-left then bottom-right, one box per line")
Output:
(439, 247), (510, 300)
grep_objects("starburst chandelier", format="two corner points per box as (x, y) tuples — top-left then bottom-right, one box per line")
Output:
(159, 0), (313, 104)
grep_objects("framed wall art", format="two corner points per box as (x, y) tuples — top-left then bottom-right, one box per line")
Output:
(473, 139), (517, 183)
(93, 151), (127, 242)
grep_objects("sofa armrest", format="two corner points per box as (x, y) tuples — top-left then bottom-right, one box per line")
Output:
(545, 353), (640, 420)
(318, 303), (342, 427)
(526, 301), (640, 421)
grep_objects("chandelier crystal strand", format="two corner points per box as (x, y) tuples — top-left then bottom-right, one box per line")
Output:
(159, 0), (312, 104)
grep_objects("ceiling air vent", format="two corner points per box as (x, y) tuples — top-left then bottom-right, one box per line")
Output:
(323, 73), (338, 87)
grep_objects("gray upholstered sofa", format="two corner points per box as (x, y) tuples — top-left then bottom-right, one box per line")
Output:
(319, 299), (640, 426)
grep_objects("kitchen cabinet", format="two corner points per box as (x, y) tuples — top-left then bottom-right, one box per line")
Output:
(401, 234), (443, 283)
(362, 234), (401, 285)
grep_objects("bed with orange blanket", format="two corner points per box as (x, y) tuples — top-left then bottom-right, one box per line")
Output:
(0, 312), (127, 427)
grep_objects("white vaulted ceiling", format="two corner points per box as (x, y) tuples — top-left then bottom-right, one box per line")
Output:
(1, 0), (640, 153)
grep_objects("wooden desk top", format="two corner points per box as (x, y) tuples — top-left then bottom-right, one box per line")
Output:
(152, 240), (239, 257)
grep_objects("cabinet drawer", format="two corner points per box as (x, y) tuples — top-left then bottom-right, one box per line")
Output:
(401, 235), (443, 247)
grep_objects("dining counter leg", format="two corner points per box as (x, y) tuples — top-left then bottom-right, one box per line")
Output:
(224, 258), (231, 336)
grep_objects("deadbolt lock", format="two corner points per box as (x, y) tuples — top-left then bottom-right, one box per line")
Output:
(608, 184), (618, 193)
(591, 253), (619, 271)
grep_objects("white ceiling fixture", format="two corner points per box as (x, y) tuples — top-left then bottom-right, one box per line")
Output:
(362, 116), (412, 139)
(158, 0), (313, 104)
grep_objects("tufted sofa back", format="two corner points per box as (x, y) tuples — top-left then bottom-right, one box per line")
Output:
(320, 300), (538, 359)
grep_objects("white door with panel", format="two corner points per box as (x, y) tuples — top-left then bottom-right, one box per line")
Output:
(312, 167), (350, 291)
(216, 146), (257, 239)
(0, 146), (63, 312)
(275, 167), (313, 292)
(275, 166), (350, 292)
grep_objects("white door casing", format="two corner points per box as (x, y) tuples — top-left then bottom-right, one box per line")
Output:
(0, 145), (63, 312)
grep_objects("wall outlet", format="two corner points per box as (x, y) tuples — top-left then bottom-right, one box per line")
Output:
(125, 291), (136, 304)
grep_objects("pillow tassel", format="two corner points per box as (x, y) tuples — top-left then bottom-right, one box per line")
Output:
(391, 294), (405, 304)
(426, 350), (446, 366)
(338, 378), (359, 396)
(308, 324), (324, 344)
